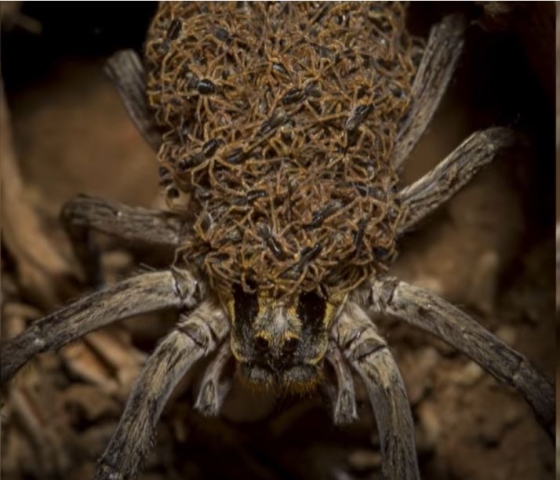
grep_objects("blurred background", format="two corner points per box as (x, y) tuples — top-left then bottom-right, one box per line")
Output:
(1, 2), (555, 480)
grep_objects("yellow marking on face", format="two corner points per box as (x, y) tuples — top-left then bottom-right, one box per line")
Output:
(254, 330), (273, 343)
(324, 302), (335, 327)
(287, 302), (297, 319)
(229, 338), (244, 362)
(226, 298), (236, 323)
(308, 342), (330, 365)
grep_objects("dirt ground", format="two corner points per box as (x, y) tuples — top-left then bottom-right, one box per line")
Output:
(1, 3), (555, 480)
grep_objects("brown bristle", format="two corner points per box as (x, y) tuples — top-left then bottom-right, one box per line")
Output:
(145, 2), (423, 298)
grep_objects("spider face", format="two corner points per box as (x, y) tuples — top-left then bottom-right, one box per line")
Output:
(227, 285), (343, 391)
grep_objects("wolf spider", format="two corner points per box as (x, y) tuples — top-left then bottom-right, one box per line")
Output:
(0, 10), (553, 480)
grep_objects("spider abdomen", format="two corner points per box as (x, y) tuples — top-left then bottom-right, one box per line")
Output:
(145, 2), (422, 298)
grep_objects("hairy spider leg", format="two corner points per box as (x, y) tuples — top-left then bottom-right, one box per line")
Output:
(360, 278), (554, 438)
(95, 301), (229, 480)
(391, 14), (467, 170)
(61, 194), (183, 285)
(325, 342), (358, 425)
(397, 127), (517, 235)
(194, 339), (234, 416)
(104, 49), (162, 152)
(0, 269), (201, 385)
(332, 303), (420, 480)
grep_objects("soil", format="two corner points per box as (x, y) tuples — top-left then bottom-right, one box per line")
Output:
(1, 3), (555, 480)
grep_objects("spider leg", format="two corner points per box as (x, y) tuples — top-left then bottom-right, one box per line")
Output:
(359, 277), (554, 438)
(332, 302), (420, 480)
(95, 301), (229, 480)
(194, 340), (234, 416)
(104, 49), (162, 151)
(60, 194), (184, 285)
(391, 14), (466, 169)
(0, 268), (201, 385)
(397, 127), (516, 235)
(326, 342), (358, 425)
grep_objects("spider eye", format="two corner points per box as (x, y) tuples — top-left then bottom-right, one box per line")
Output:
(232, 283), (258, 323)
(283, 337), (299, 353)
(254, 335), (269, 351)
(297, 290), (326, 324)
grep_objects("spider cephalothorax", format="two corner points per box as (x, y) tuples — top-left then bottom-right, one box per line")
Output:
(228, 284), (346, 391)
(0, 3), (553, 480)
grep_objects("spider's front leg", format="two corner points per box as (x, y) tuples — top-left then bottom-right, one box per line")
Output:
(95, 300), (229, 480)
(332, 303), (420, 480)
(0, 268), (201, 385)
(358, 277), (554, 438)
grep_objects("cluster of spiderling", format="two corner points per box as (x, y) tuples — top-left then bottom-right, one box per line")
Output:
(145, 2), (423, 299)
